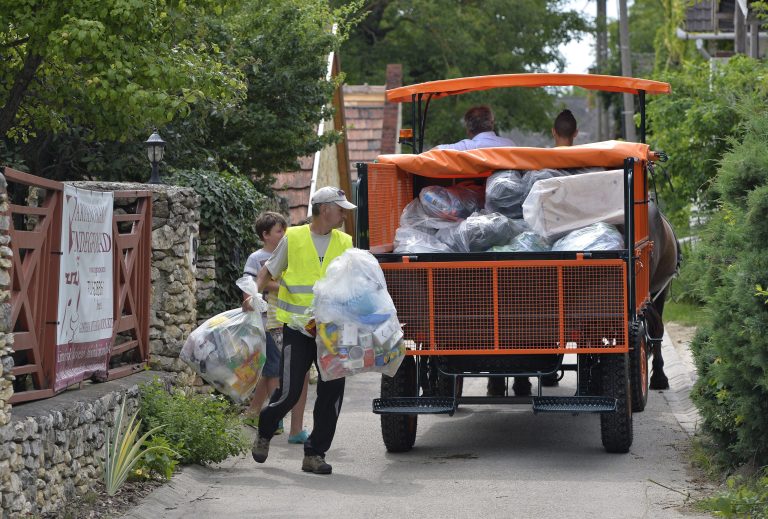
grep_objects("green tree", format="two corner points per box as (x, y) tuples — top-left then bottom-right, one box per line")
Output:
(0, 0), (244, 143)
(334, 0), (589, 146)
(1, 0), (357, 188)
(647, 56), (768, 226)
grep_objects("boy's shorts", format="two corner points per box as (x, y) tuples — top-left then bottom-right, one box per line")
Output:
(262, 328), (283, 378)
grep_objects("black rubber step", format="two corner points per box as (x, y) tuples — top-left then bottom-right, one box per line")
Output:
(532, 396), (617, 414)
(373, 397), (456, 416)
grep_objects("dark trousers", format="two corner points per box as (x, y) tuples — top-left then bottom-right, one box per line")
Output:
(258, 325), (346, 457)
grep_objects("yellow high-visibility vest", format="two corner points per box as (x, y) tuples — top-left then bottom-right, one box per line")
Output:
(275, 224), (352, 324)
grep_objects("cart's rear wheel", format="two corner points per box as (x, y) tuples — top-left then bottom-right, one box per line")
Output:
(381, 355), (417, 452)
(600, 353), (633, 453)
(629, 320), (650, 412)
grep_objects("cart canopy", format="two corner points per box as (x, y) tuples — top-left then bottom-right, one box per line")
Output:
(386, 73), (671, 103)
(377, 140), (651, 178)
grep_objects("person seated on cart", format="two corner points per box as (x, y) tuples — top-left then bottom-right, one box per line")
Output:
(551, 109), (578, 147)
(433, 105), (516, 151)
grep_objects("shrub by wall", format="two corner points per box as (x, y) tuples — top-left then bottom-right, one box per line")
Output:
(690, 101), (768, 467)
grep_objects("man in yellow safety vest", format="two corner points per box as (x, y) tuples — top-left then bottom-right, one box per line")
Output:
(250, 186), (355, 475)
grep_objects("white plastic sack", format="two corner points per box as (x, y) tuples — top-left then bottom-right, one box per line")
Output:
(551, 222), (625, 251)
(180, 276), (268, 402)
(522, 169), (624, 240)
(313, 248), (405, 381)
(394, 226), (453, 253)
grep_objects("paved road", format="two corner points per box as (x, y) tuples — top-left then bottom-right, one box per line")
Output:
(125, 335), (711, 519)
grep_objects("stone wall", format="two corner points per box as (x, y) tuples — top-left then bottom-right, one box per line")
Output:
(71, 182), (200, 375)
(0, 371), (157, 517)
(0, 174), (13, 428)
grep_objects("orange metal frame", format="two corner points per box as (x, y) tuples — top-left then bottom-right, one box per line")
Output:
(366, 156), (653, 359)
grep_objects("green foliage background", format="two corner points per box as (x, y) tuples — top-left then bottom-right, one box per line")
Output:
(688, 100), (768, 468)
(334, 0), (588, 147)
(648, 56), (768, 228)
(169, 169), (266, 316)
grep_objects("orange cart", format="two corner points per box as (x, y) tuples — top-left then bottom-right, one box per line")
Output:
(356, 74), (671, 454)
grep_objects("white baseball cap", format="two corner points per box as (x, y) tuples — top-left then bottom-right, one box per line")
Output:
(311, 186), (356, 209)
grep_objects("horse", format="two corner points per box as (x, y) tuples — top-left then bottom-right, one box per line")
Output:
(645, 200), (681, 390)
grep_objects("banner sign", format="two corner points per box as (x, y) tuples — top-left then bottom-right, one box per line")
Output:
(55, 185), (114, 391)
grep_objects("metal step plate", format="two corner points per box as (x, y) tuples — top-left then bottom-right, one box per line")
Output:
(532, 396), (617, 414)
(373, 397), (456, 416)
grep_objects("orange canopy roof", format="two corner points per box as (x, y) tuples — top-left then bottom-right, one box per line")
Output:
(377, 140), (651, 178)
(386, 73), (671, 103)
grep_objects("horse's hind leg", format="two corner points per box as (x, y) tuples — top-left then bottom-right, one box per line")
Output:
(647, 291), (670, 390)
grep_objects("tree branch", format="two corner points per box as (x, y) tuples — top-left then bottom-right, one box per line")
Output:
(0, 49), (44, 137)
(2, 36), (30, 48)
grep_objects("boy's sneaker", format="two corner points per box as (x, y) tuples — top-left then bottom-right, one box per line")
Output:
(302, 455), (332, 475)
(274, 419), (284, 435)
(288, 430), (309, 444)
(252, 436), (270, 463)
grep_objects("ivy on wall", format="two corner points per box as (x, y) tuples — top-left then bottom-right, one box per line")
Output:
(169, 169), (266, 316)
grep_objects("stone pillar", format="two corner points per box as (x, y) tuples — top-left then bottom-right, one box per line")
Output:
(0, 173), (14, 426)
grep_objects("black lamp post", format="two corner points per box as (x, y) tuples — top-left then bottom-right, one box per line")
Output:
(144, 129), (166, 184)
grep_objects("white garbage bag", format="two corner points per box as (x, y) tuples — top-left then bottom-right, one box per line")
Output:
(522, 169), (624, 240)
(180, 276), (268, 402)
(313, 249), (405, 381)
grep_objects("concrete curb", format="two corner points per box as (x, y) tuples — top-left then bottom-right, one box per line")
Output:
(657, 329), (701, 436)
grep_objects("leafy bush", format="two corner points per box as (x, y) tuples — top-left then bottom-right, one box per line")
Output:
(169, 168), (266, 317)
(700, 471), (768, 518)
(138, 379), (248, 465)
(132, 435), (180, 481)
(689, 100), (768, 467)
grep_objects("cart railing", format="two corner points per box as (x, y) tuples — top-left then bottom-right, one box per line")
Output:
(382, 258), (629, 355)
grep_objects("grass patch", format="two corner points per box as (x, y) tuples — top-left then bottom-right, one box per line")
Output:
(664, 300), (708, 327)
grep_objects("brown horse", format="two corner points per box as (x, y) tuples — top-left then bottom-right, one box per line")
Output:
(645, 200), (681, 390)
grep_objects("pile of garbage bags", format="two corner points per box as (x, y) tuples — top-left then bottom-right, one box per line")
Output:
(180, 276), (268, 402)
(313, 248), (405, 381)
(393, 166), (627, 254)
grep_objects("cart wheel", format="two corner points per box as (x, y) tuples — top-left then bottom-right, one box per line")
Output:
(629, 320), (650, 412)
(381, 356), (417, 452)
(577, 354), (600, 396)
(599, 353), (633, 453)
(437, 371), (464, 398)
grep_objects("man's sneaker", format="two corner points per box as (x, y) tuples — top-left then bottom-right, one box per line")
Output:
(252, 436), (270, 463)
(512, 377), (532, 397)
(274, 419), (284, 435)
(302, 455), (332, 474)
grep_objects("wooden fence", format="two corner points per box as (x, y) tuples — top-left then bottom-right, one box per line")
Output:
(2, 167), (151, 404)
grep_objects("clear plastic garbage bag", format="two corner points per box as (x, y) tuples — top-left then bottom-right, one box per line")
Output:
(180, 276), (268, 402)
(437, 212), (517, 252)
(313, 249), (405, 381)
(551, 222), (625, 251)
(419, 183), (484, 221)
(394, 226), (454, 253)
(485, 169), (570, 219)
(399, 198), (462, 234)
(488, 231), (551, 252)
